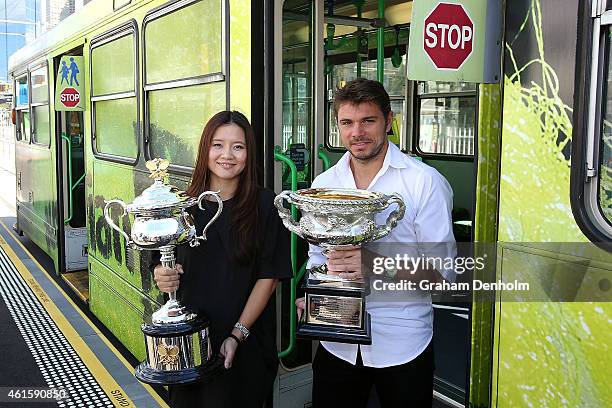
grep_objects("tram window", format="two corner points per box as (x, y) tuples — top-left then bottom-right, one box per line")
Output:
(419, 81), (476, 94)
(91, 29), (138, 160)
(91, 34), (135, 96)
(282, 74), (310, 152)
(327, 56), (407, 149)
(32, 106), (50, 146)
(31, 66), (50, 147)
(30, 66), (48, 104)
(95, 99), (138, 158)
(15, 75), (28, 107)
(14, 74), (29, 143)
(575, 17), (612, 241)
(329, 57), (407, 98)
(597, 29), (612, 224)
(415, 81), (476, 157)
(15, 111), (30, 143)
(144, 0), (222, 84)
(148, 82), (225, 167)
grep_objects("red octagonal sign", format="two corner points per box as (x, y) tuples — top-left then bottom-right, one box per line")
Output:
(424, 3), (473, 70)
(60, 87), (80, 108)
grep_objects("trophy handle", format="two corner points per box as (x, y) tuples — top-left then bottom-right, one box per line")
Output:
(372, 193), (406, 241)
(274, 191), (303, 236)
(192, 191), (223, 245)
(103, 199), (131, 245)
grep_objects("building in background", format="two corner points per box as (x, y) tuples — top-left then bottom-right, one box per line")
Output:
(40, 0), (73, 33)
(1, 0), (94, 84)
(1, 0), (35, 83)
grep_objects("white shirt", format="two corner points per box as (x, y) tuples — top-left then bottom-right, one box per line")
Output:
(307, 142), (456, 368)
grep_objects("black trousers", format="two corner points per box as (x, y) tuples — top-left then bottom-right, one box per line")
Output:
(312, 342), (434, 408)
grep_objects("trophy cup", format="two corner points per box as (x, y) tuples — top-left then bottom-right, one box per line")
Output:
(104, 158), (223, 385)
(274, 188), (405, 344)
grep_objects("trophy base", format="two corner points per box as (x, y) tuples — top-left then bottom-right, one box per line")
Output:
(298, 277), (372, 345)
(135, 354), (225, 385)
(136, 315), (223, 385)
(297, 312), (371, 345)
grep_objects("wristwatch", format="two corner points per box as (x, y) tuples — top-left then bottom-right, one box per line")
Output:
(234, 322), (250, 340)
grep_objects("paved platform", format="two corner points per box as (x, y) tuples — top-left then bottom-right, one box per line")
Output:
(0, 219), (167, 407)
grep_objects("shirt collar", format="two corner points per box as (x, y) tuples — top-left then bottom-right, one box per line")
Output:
(337, 141), (407, 189)
(338, 141), (407, 173)
(386, 141), (408, 169)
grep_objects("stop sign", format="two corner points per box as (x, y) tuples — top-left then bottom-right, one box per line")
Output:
(60, 87), (80, 108)
(423, 3), (474, 70)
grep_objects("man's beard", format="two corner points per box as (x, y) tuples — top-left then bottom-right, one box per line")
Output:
(348, 138), (386, 162)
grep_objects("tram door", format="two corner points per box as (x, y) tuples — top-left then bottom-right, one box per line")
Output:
(272, 3), (317, 407)
(273, 1), (474, 408)
(53, 50), (88, 301)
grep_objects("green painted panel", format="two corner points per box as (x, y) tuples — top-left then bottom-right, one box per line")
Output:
(94, 98), (138, 158)
(498, 0), (582, 243)
(88, 162), (167, 303)
(90, 257), (162, 360)
(145, 0), (222, 84)
(474, 84), (501, 242)
(29, 148), (56, 228)
(89, 160), (137, 278)
(148, 82), (225, 167)
(32, 105), (50, 145)
(470, 83), (501, 408)
(498, 71), (582, 241)
(495, 245), (612, 407)
(17, 204), (58, 272)
(493, 2), (611, 407)
(91, 33), (135, 95)
(229, 0), (251, 115)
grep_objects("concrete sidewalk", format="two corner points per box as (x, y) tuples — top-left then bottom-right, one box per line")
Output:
(0, 123), (16, 217)
(0, 123), (14, 175)
(0, 168), (16, 217)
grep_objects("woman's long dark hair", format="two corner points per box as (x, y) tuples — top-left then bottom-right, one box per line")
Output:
(186, 111), (259, 264)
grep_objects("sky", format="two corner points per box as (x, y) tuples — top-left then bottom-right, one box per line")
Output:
(1, 0), (29, 83)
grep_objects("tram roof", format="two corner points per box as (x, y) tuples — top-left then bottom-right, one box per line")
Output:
(8, 0), (148, 75)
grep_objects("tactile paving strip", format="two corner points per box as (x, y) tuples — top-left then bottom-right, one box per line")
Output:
(0, 247), (113, 407)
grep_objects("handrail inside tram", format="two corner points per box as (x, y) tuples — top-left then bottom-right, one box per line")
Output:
(275, 144), (332, 359)
(318, 144), (331, 172)
(274, 146), (299, 359)
(61, 133), (85, 225)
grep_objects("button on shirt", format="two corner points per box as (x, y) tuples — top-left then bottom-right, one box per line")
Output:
(307, 142), (456, 368)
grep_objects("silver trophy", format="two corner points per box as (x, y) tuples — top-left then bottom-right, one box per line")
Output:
(275, 188), (405, 344)
(104, 158), (223, 385)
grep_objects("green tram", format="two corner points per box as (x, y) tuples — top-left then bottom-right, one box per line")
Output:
(8, 0), (611, 406)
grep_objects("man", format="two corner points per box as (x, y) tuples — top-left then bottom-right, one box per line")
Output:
(297, 78), (456, 407)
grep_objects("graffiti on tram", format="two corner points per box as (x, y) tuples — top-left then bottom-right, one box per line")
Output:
(87, 189), (156, 304)
(87, 193), (129, 266)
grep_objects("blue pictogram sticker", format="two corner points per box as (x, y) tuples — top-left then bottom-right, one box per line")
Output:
(60, 61), (69, 85)
(69, 57), (80, 86)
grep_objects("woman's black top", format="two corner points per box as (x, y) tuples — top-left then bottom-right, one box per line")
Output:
(169, 188), (292, 407)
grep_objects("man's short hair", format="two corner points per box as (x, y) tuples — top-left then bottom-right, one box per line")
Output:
(333, 77), (391, 119)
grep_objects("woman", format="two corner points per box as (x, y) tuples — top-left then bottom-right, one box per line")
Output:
(153, 111), (291, 407)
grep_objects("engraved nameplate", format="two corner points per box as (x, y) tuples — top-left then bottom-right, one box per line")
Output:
(306, 294), (363, 328)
